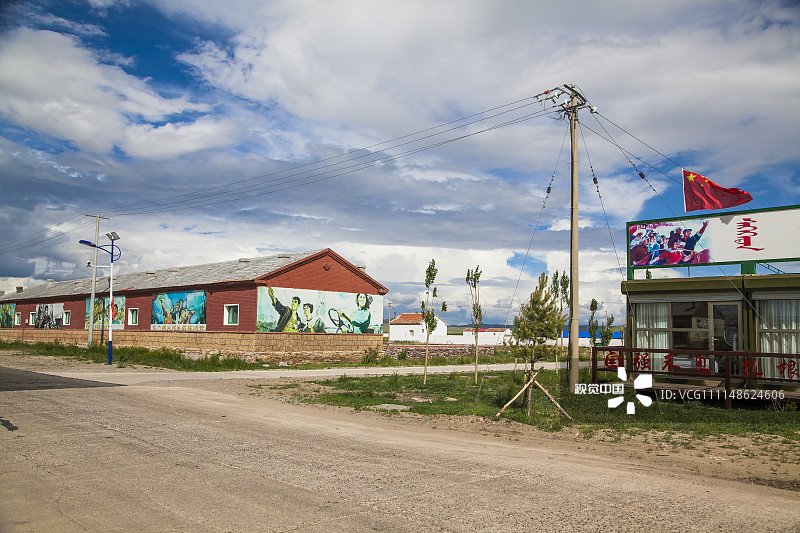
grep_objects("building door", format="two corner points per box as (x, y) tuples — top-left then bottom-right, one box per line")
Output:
(710, 303), (741, 351)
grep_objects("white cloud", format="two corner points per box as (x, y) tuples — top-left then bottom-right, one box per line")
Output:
(120, 117), (239, 160)
(0, 28), (216, 158)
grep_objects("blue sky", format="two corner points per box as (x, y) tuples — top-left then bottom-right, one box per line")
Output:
(0, 0), (798, 326)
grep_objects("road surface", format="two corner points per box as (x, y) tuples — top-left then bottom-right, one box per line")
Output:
(1, 356), (798, 532)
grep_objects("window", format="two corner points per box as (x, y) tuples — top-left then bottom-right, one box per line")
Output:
(633, 301), (741, 372)
(758, 300), (800, 356)
(29, 312), (35, 325)
(63, 311), (71, 326)
(128, 308), (139, 326)
(14, 313), (21, 326)
(224, 304), (239, 326)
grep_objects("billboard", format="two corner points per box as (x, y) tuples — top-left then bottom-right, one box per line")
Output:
(628, 205), (800, 269)
(151, 290), (207, 331)
(257, 287), (383, 334)
(86, 296), (125, 330)
(0, 304), (14, 328)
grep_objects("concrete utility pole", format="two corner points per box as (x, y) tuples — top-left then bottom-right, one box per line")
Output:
(85, 213), (108, 346)
(545, 85), (588, 393)
(567, 95), (581, 392)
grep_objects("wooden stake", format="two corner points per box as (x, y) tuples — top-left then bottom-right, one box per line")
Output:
(533, 379), (574, 420)
(496, 370), (539, 417)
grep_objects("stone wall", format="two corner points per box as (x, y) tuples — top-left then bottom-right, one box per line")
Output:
(0, 329), (382, 364)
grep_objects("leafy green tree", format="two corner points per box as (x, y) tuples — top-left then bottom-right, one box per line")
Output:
(466, 265), (483, 384)
(421, 259), (446, 385)
(600, 311), (615, 346)
(588, 298), (600, 346)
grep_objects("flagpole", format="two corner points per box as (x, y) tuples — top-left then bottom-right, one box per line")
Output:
(682, 169), (687, 213)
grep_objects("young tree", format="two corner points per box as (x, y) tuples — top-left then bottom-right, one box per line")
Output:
(421, 259), (446, 385)
(588, 298), (600, 346)
(512, 273), (567, 413)
(600, 311), (615, 346)
(466, 265), (483, 384)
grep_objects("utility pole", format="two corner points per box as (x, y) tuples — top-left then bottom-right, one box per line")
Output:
(567, 95), (580, 392)
(557, 86), (588, 393)
(85, 213), (109, 346)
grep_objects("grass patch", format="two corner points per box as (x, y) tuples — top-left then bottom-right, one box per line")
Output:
(0, 340), (265, 371)
(299, 367), (800, 440)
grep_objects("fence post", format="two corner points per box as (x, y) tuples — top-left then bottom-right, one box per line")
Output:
(591, 347), (597, 384)
(724, 355), (732, 409)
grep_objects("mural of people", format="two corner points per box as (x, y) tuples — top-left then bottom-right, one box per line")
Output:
(257, 287), (382, 334)
(301, 303), (326, 333)
(86, 297), (125, 330)
(337, 293), (373, 333)
(267, 287), (303, 332)
(629, 221), (711, 266)
(35, 303), (64, 329)
(152, 291), (206, 330)
(0, 303), (15, 328)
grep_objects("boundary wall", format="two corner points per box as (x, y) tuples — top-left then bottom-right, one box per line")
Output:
(0, 329), (382, 364)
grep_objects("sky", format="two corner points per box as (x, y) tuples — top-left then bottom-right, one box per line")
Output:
(0, 0), (798, 327)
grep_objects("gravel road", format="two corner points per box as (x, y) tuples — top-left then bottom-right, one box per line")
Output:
(1, 354), (798, 532)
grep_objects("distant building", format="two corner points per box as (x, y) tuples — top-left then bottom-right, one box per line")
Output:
(462, 327), (513, 346)
(388, 312), (448, 343)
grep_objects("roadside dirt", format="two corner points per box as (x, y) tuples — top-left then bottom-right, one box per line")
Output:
(3, 352), (799, 494)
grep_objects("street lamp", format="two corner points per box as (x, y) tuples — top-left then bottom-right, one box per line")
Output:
(79, 232), (121, 365)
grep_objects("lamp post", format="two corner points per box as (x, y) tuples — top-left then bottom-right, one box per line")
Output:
(79, 232), (121, 365)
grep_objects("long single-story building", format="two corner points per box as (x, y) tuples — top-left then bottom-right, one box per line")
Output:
(0, 249), (389, 362)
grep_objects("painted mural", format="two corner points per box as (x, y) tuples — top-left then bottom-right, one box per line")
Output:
(85, 297), (125, 330)
(35, 303), (64, 329)
(151, 290), (207, 331)
(0, 303), (14, 328)
(257, 287), (382, 334)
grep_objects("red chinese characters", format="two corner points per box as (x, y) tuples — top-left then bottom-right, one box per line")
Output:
(633, 352), (651, 372)
(735, 217), (765, 252)
(604, 352), (622, 369)
(694, 355), (712, 375)
(742, 358), (763, 377)
(776, 359), (799, 380)
(662, 354), (681, 373)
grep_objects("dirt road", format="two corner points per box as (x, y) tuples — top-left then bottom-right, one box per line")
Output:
(1, 354), (798, 532)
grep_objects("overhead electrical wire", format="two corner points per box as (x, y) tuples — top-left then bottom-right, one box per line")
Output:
(0, 90), (569, 254)
(0, 215), (96, 255)
(103, 95), (564, 216)
(109, 106), (559, 217)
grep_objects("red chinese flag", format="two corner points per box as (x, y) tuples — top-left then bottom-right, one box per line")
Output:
(683, 169), (753, 212)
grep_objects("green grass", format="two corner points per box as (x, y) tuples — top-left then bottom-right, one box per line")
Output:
(300, 367), (800, 440)
(0, 340), (265, 371)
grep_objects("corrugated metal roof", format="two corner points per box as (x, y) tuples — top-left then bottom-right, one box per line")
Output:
(0, 250), (322, 302)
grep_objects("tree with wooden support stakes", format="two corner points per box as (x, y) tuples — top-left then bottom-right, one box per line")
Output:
(509, 272), (569, 416)
(421, 259), (446, 385)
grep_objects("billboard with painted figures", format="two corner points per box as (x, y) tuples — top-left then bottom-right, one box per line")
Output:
(628, 205), (800, 269)
(0, 304), (15, 328)
(257, 287), (383, 334)
(85, 297), (126, 330)
(151, 290), (207, 331)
